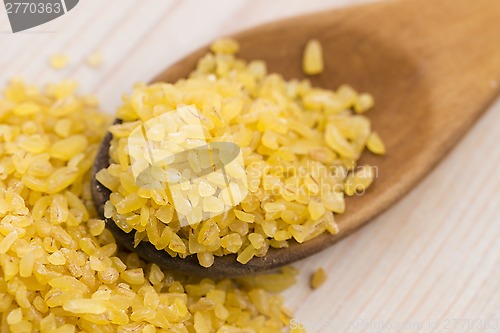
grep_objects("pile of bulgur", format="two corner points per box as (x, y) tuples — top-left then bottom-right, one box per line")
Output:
(0, 79), (297, 332)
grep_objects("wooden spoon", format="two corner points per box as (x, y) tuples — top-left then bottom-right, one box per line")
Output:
(92, 0), (500, 278)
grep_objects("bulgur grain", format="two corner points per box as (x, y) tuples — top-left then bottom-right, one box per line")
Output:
(101, 38), (383, 267)
(50, 54), (69, 69)
(311, 267), (328, 289)
(302, 39), (324, 75)
(0, 78), (299, 332)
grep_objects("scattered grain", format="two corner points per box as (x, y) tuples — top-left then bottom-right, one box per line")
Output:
(311, 267), (328, 289)
(50, 54), (69, 69)
(303, 39), (324, 75)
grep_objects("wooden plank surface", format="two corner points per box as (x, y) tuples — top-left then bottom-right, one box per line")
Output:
(0, 1), (498, 332)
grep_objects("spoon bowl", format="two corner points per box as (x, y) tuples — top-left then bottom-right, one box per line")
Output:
(92, 0), (500, 278)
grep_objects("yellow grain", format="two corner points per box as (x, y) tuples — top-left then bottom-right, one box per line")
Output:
(50, 54), (69, 69)
(310, 268), (328, 289)
(302, 39), (324, 75)
(0, 79), (300, 332)
(86, 52), (103, 68)
(99, 37), (383, 272)
(367, 131), (386, 155)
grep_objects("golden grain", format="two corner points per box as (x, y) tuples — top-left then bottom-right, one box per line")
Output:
(0, 78), (298, 332)
(100, 38), (383, 269)
(311, 268), (328, 289)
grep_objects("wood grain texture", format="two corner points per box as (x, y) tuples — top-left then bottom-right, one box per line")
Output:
(1, 0), (499, 331)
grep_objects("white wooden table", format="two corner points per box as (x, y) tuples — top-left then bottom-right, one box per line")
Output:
(1, 1), (498, 332)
